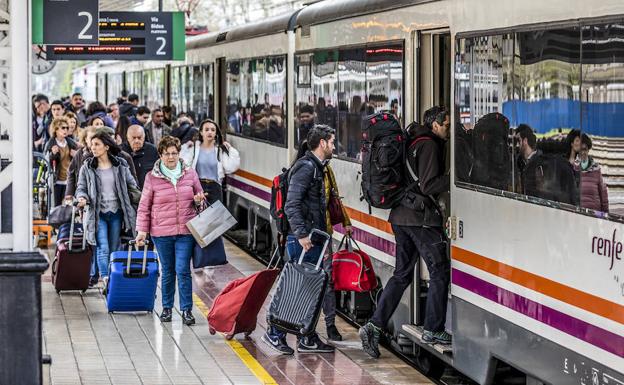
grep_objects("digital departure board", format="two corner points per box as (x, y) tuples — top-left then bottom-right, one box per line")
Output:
(47, 12), (185, 61)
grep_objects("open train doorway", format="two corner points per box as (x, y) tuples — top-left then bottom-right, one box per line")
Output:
(400, 29), (453, 378)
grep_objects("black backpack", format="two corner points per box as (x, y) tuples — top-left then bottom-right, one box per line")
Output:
(471, 112), (511, 190)
(360, 112), (408, 209)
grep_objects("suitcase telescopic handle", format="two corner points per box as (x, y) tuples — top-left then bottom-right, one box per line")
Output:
(67, 204), (87, 252)
(297, 229), (331, 270)
(127, 240), (150, 275)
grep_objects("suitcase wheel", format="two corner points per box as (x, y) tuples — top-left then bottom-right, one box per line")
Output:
(244, 331), (252, 339)
(81, 289), (87, 293)
(225, 334), (234, 340)
(209, 327), (216, 335)
(56, 289), (61, 295)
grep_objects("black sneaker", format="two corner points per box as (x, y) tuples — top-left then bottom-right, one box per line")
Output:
(182, 310), (196, 326)
(326, 324), (343, 341)
(160, 308), (172, 322)
(422, 330), (452, 345)
(297, 333), (335, 353)
(88, 276), (99, 288)
(359, 322), (381, 358)
(261, 332), (294, 355)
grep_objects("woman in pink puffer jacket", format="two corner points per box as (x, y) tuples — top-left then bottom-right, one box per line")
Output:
(135, 136), (204, 326)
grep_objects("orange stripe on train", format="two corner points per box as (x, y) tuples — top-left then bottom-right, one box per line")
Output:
(452, 246), (624, 325)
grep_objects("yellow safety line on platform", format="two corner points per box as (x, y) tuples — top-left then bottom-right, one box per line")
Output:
(192, 293), (279, 385)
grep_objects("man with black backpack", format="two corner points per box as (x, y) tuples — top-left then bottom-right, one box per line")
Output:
(359, 106), (452, 358)
(263, 125), (336, 355)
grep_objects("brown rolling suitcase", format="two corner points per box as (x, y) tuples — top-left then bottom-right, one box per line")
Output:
(51, 205), (92, 293)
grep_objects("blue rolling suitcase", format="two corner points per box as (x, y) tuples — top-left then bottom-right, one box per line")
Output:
(106, 240), (159, 313)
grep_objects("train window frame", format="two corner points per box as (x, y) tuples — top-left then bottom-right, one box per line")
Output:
(224, 54), (288, 149)
(294, 40), (405, 164)
(454, 17), (624, 223)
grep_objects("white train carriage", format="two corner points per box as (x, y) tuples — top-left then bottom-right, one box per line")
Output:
(91, 1), (624, 383)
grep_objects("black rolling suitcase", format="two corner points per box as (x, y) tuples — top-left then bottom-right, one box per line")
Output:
(267, 229), (331, 336)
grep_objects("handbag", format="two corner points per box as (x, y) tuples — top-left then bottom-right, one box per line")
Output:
(186, 200), (237, 248)
(48, 204), (73, 227)
(193, 237), (227, 268)
(332, 234), (378, 292)
(327, 170), (345, 226)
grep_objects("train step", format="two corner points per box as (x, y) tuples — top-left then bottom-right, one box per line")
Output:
(401, 324), (454, 364)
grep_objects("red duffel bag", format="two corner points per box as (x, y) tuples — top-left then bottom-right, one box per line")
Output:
(332, 234), (378, 292)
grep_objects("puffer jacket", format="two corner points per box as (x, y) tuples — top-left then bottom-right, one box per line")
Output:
(180, 141), (240, 184)
(136, 160), (203, 237)
(575, 158), (609, 212)
(285, 151), (327, 239)
(75, 155), (139, 246)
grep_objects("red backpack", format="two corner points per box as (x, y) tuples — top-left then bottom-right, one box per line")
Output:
(332, 235), (377, 292)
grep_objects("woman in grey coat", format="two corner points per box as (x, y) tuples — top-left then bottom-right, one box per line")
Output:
(76, 131), (140, 289)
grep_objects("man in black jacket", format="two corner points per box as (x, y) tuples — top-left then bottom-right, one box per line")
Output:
(360, 106), (452, 358)
(121, 125), (159, 189)
(262, 125), (336, 355)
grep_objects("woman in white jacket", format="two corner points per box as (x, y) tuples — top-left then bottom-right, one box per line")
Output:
(181, 119), (240, 204)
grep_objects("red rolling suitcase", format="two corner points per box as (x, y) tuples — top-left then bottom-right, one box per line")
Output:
(51, 206), (92, 293)
(332, 235), (378, 292)
(207, 249), (280, 339)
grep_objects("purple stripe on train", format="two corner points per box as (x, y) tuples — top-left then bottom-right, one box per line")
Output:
(452, 268), (624, 358)
(226, 176), (397, 256)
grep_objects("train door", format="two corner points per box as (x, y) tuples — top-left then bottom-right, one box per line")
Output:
(402, 29), (453, 376)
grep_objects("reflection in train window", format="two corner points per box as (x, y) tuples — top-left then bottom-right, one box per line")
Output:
(226, 56), (287, 146)
(581, 23), (624, 215)
(170, 66), (183, 116)
(295, 44), (403, 160)
(126, 71), (143, 100)
(456, 23), (624, 222)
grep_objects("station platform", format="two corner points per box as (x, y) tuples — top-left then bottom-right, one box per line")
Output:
(41, 239), (433, 385)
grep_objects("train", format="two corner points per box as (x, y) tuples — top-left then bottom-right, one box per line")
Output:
(76, 1), (624, 384)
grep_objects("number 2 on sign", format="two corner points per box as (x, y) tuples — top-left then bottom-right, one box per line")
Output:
(78, 11), (93, 40)
(156, 37), (166, 55)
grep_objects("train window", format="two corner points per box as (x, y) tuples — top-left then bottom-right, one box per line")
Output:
(295, 44), (403, 160)
(107, 73), (123, 105)
(226, 56), (287, 146)
(170, 66), (183, 116)
(126, 71), (143, 99)
(453, 25), (624, 220)
(580, 23), (624, 217)
(190, 65), (205, 121)
(142, 69), (165, 110)
(97, 73), (106, 104)
(338, 48), (367, 159)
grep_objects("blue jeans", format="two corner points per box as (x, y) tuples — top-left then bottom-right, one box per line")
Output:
(268, 234), (327, 340)
(96, 211), (123, 278)
(152, 234), (195, 311)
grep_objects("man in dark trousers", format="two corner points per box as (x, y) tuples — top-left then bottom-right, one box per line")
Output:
(262, 125), (336, 355)
(121, 125), (159, 189)
(360, 106), (452, 358)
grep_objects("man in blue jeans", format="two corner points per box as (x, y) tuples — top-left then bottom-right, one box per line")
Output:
(262, 125), (336, 355)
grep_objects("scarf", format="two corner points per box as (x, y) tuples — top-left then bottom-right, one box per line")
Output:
(160, 161), (182, 186)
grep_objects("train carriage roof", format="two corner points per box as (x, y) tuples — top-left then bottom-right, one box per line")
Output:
(186, 11), (299, 49)
(295, 0), (437, 27)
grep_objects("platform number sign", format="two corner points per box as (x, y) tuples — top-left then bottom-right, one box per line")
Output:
(32, 0), (99, 46)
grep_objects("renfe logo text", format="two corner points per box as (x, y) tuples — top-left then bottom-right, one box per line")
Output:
(592, 229), (623, 271)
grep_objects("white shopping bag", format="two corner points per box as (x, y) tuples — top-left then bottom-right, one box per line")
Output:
(186, 200), (237, 248)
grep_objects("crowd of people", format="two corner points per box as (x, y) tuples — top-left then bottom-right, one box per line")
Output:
(32, 90), (240, 326)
